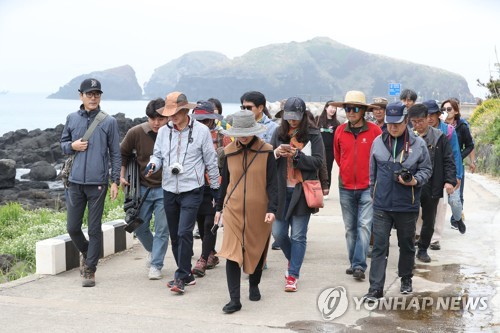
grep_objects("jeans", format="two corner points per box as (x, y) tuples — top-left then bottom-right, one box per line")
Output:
(163, 187), (203, 280)
(449, 185), (463, 223)
(134, 186), (169, 269)
(338, 188), (373, 272)
(66, 183), (107, 272)
(369, 210), (417, 292)
(272, 187), (311, 279)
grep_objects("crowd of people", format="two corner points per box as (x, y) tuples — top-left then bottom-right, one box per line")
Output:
(60, 79), (476, 310)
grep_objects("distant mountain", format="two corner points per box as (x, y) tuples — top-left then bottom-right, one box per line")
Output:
(48, 65), (143, 100)
(144, 37), (473, 103)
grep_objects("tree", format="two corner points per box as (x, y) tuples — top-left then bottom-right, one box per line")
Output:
(477, 47), (500, 99)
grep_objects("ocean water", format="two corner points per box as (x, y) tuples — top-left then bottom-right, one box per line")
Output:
(0, 93), (242, 136)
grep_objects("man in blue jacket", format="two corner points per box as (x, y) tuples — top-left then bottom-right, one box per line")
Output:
(363, 102), (432, 303)
(60, 78), (121, 287)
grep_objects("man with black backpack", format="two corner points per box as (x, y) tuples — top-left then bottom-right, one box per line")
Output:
(60, 78), (121, 287)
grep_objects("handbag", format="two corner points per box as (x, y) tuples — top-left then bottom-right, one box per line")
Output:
(58, 111), (108, 188)
(302, 179), (324, 209)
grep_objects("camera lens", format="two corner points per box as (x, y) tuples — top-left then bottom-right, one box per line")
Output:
(171, 168), (179, 175)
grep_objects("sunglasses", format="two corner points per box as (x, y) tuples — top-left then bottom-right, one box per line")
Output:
(345, 106), (366, 113)
(84, 92), (101, 98)
(440, 107), (453, 112)
(240, 105), (254, 111)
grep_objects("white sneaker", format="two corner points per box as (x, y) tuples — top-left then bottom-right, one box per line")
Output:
(146, 252), (152, 268)
(148, 266), (162, 280)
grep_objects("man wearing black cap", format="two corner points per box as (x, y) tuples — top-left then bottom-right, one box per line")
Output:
(364, 101), (432, 302)
(60, 78), (121, 287)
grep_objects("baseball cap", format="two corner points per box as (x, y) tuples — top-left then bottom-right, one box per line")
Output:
(192, 100), (223, 121)
(79, 78), (102, 94)
(422, 100), (440, 114)
(283, 97), (306, 121)
(385, 102), (407, 124)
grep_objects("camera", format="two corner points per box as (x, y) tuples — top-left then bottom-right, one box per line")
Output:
(124, 206), (145, 233)
(394, 168), (413, 183)
(169, 162), (184, 175)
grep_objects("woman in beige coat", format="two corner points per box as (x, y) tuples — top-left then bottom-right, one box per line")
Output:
(214, 110), (278, 314)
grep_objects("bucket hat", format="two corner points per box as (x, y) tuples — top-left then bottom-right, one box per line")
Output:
(372, 97), (388, 108)
(221, 110), (267, 137)
(192, 100), (223, 121)
(157, 92), (197, 117)
(422, 100), (440, 114)
(330, 91), (372, 108)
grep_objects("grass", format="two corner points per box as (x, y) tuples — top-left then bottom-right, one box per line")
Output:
(0, 188), (125, 282)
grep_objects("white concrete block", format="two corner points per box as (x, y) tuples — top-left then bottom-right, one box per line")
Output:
(35, 238), (66, 275)
(101, 224), (115, 257)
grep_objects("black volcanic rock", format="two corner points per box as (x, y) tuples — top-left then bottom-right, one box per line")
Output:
(48, 65), (143, 100)
(0, 159), (16, 189)
(143, 37), (474, 102)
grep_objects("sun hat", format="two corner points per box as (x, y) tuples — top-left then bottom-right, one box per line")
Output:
(192, 100), (223, 121)
(79, 78), (103, 94)
(372, 97), (388, 108)
(221, 110), (267, 137)
(156, 91), (197, 117)
(330, 91), (372, 108)
(385, 101), (408, 124)
(422, 100), (441, 114)
(283, 97), (306, 121)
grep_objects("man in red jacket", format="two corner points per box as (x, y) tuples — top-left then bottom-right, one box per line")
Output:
(333, 91), (382, 280)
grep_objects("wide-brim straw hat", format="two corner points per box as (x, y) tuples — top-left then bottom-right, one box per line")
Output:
(221, 110), (267, 137)
(156, 91), (197, 117)
(330, 90), (373, 108)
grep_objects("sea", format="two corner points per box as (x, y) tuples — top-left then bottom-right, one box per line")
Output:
(0, 92), (242, 136)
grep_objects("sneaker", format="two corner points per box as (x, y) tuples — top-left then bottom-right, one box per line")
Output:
(192, 257), (207, 277)
(193, 227), (201, 239)
(451, 221), (458, 230)
(367, 245), (373, 258)
(456, 219), (466, 234)
(400, 277), (413, 294)
(145, 252), (152, 268)
(430, 241), (441, 250)
(148, 266), (162, 280)
(206, 251), (219, 269)
(416, 250), (431, 263)
(271, 241), (280, 250)
(170, 278), (185, 294)
(82, 267), (95, 287)
(79, 252), (87, 277)
(223, 300), (242, 314)
(285, 276), (298, 292)
(363, 290), (384, 303)
(346, 267), (354, 275)
(167, 275), (196, 289)
(353, 268), (365, 280)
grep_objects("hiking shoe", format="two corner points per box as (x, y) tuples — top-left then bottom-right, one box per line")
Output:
(430, 241), (441, 250)
(170, 279), (185, 294)
(416, 250), (431, 263)
(146, 252), (152, 268)
(207, 251), (219, 269)
(193, 257), (207, 277)
(400, 277), (413, 294)
(285, 276), (298, 292)
(451, 221), (458, 230)
(79, 252), (87, 277)
(271, 241), (280, 250)
(148, 266), (162, 280)
(456, 219), (466, 234)
(193, 227), (201, 239)
(363, 290), (383, 303)
(167, 275), (196, 289)
(346, 267), (354, 275)
(223, 300), (242, 314)
(353, 268), (365, 280)
(249, 285), (261, 301)
(82, 267), (95, 287)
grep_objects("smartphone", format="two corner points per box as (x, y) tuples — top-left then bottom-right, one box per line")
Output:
(280, 144), (291, 150)
(210, 224), (219, 235)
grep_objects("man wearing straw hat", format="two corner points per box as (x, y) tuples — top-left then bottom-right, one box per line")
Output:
(146, 92), (220, 294)
(332, 91), (382, 281)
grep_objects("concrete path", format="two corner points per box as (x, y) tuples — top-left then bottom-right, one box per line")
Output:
(1, 167), (499, 332)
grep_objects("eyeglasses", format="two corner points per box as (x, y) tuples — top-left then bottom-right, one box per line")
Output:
(240, 105), (254, 111)
(84, 92), (101, 98)
(440, 107), (453, 112)
(410, 118), (427, 125)
(344, 106), (366, 113)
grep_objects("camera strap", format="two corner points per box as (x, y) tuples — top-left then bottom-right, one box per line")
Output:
(168, 119), (194, 168)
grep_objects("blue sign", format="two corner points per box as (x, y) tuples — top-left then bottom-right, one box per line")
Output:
(388, 83), (401, 96)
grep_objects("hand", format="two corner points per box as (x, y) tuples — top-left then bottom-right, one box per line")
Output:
(444, 183), (455, 195)
(214, 211), (222, 225)
(455, 178), (461, 191)
(110, 183), (118, 200)
(398, 175), (417, 186)
(144, 163), (155, 177)
(264, 213), (275, 224)
(71, 138), (88, 152)
(120, 176), (130, 190)
(322, 188), (330, 196)
(469, 162), (476, 174)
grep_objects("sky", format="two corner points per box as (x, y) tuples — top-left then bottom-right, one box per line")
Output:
(0, 0), (499, 98)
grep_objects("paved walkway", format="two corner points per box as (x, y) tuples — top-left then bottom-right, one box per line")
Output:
(1, 168), (499, 332)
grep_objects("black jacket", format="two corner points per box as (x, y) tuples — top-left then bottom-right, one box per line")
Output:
(454, 118), (474, 160)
